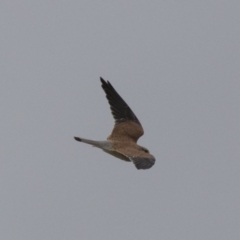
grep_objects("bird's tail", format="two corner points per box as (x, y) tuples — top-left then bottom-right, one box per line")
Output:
(74, 136), (111, 149)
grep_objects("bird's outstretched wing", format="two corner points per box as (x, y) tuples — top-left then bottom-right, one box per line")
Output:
(100, 77), (144, 142)
(100, 77), (141, 125)
(130, 155), (155, 169)
(115, 147), (155, 170)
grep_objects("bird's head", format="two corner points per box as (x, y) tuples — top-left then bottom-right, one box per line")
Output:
(139, 145), (150, 153)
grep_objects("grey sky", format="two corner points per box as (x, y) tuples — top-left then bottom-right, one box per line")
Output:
(1, 1), (240, 239)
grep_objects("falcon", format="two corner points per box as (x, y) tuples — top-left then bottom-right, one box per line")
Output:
(74, 77), (155, 170)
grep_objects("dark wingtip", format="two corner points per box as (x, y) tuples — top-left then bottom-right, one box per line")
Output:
(74, 137), (82, 142)
(100, 77), (111, 92)
(99, 76), (142, 126)
(100, 77), (112, 87)
(100, 77), (106, 84)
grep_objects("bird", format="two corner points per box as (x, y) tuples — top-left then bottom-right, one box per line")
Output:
(74, 77), (155, 170)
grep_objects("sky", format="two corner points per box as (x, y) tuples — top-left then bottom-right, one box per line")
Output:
(1, 1), (240, 239)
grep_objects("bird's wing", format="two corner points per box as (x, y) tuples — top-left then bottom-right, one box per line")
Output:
(100, 77), (144, 142)
(115, 147), (155, 170)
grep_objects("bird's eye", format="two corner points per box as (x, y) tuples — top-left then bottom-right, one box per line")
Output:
(142, 148), (149, 153)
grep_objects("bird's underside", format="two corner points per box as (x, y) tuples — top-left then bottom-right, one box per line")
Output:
(74, 77), (155, 170)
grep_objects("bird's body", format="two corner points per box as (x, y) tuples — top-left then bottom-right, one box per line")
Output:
(74, 78), (155, 170)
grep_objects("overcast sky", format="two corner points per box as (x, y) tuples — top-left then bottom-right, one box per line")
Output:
(1, 1), (240, 239)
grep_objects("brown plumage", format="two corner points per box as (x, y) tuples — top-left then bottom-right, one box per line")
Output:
(74, 77), (155, 170)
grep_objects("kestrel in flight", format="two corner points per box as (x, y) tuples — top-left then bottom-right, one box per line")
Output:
(74, 77), (155, 170)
